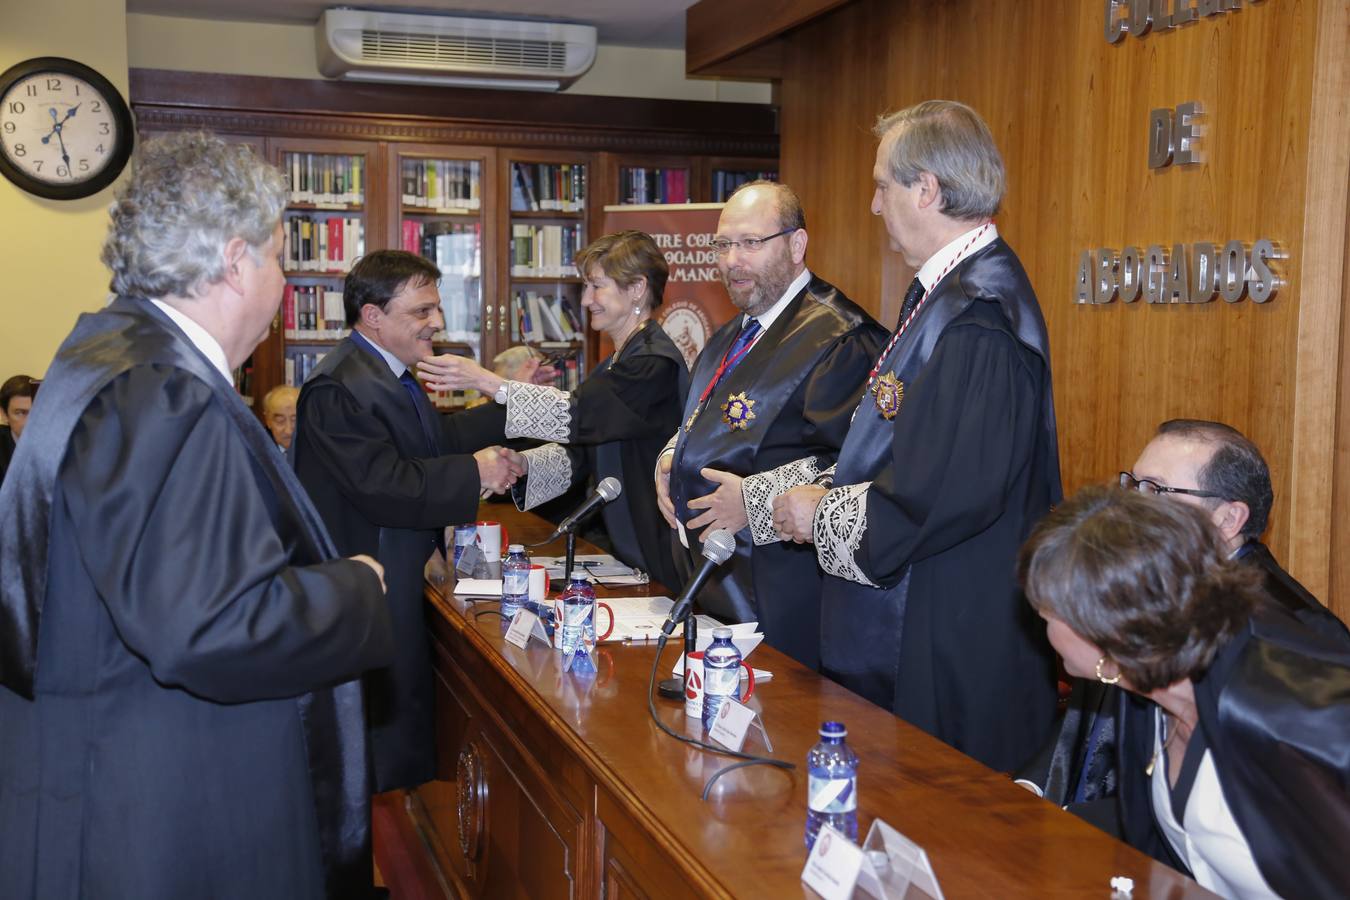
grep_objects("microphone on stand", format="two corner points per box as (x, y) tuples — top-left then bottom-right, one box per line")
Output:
(660, 529), (736, 638)
(529, 477), (622, 546)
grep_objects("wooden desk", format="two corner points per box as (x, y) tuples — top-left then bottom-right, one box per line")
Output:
(402, 503), (1209, 898)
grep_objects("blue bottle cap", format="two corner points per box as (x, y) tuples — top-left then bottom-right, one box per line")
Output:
(819, 721), (847, 737)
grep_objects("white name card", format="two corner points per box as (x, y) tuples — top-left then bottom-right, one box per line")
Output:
(503, 609), (549, 649)
(707, 697), (758, 752)
(802, 825), (866, 900)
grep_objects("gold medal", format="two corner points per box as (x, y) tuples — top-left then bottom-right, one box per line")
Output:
(685, 409), (700, 433)
(720, 392), (757, 431)
(873, 372), (904, 420)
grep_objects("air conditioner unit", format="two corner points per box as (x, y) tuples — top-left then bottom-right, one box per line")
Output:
(316, 9), (597, 92)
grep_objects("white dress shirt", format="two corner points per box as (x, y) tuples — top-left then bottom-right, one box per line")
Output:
(150, 300), (233, 384)
(1149, 709), (1278, 899)
(916, 224), (998, 294)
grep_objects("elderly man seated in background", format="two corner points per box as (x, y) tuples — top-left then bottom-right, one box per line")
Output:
(262, 384), (299, 451)
(1021, 485), (1349, 899)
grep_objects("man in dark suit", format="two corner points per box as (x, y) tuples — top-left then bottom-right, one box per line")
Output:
(0, 374), (37, 486)
(292, 249), (523, 793)
(0, 132), (393, 900)
(1020, 418), (1346, 819)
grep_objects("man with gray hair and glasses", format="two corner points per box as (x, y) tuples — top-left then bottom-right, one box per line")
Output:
(0, 132), (394, 899)
(770, 101), (1062, 773)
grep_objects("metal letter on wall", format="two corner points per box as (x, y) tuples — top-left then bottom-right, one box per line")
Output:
(1105, 0), (1129, 42)
(1148, 109), (1174, 168)
(1248, 238), (1281, 302)
(1173, 102), (1204, 165)
(1119, 246), (1143, 302)
(1191, 243), (1218, 301)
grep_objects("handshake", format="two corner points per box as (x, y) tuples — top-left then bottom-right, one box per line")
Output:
(475, 445), (527, 495)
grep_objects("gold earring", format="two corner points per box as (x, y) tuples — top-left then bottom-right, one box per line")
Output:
(1095, 656), (1121, 685)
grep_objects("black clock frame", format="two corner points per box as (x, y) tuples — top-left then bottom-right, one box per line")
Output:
(0, 56), (135, 200)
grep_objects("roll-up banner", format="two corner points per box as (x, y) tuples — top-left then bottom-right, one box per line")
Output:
(599, 203), (735, 368)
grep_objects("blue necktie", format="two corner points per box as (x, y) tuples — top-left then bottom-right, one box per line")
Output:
(399, 370), (438, 455)
(714, 317), (761, 388)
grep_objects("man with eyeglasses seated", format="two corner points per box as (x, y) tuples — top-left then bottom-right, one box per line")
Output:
(1018, 418), (1347, 828)
(654, 180), (885, 670)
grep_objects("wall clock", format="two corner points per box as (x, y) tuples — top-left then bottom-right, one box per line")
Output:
(0, 57), (134, 200)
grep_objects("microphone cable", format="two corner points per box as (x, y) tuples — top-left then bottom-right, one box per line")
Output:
(645, 632), (795, 801)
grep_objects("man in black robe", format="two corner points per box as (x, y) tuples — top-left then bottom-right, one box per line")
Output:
(0, 133), (394, 900)
(655, 181), (885, 670)
(773, 101), (1061, 773)
(1021, 419), (1348, 817)
(292, 250), (524, 792)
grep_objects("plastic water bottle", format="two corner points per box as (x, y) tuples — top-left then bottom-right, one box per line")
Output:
(557, 572), (595, 658)
(805, 721), (859, 850)
(501, 545), (530, 618)
(701, 626), (742, 730)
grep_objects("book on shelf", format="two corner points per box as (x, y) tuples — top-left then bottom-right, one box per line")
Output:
(283, 152), (364, 206)
(620, 167), (690, 205)
(712, 169), (778, 203)
(508, 223), (582, 277)
(402, 220), (483, 343)
(509, 162), (586, 213)
(401, 158), (482, 211)
(282, 285), (350, 341)
(285, 214), (364, 273)
(284, 349), (332, 387)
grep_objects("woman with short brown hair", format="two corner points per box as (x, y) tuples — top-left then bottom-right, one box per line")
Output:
(1021, 485), (1350, 899)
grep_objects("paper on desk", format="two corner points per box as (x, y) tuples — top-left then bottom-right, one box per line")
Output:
(453, 578), (502, 596)
(670, 621), (764, 672)
(533, 554), (636, 578)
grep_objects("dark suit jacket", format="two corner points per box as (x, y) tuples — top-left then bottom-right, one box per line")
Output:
(0, 299), (391, 900)
(292, 334), (499, 791)
(0, 425), (13, 486)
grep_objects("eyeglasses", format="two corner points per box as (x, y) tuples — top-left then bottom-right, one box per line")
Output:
(1118, 471), (1225, 500)
(710, 228), (795, 256)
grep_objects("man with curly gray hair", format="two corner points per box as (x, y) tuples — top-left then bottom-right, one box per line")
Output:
(0, 132), (394, 900)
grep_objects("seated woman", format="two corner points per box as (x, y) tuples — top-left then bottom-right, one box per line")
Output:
(420, 230), (690, 589)
(1019, 485), (1349, 900)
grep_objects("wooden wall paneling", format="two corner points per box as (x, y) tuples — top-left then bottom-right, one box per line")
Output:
(1289, 0), (1350, 610)
(778, 0), (1344, 606)
(778, 0), (888, 323)
(685, 0), (853, 75)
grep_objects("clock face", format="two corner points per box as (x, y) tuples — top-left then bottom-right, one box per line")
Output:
(0, 58), (134, 200)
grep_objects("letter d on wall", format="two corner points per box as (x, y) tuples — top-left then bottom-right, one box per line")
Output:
(1148, 109), (1174, 168)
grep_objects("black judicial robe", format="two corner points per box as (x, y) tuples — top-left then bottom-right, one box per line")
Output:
(1029, 541), (1349, 815)
(293, 335), (498, 792)
(0, 425), (14, 485)
(1116, 607), (1350, 898)
(670, 276), (884, 669)
(816, 239), (1060, 773)
(0, 298), (393, 900)
(505, 321), (689, 589)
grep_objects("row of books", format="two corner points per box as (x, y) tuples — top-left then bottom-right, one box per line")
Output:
(401, 159), (482, 211)
(284, 349), (330, 387)
(284, 215), (365, 273)
(514, 291), (583, 343)
(540, 355), (582, 392)
(619, 167), (690, 205)
(509, 223), (583, 277)
(510, 162), (586, 212)
(400, 220), (482, 278)
(283, 152), (364, 206)
(712, 169), (778, 202)
(282, 285), (348, 341)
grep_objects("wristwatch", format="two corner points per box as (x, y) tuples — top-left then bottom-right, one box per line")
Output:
(494, 383), (509, 405)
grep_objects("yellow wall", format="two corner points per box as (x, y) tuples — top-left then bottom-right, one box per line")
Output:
(125, 13), (773, 103)
(0, 0), (128, 379)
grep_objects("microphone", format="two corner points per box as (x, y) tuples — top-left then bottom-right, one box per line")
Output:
(530, 477), (621, 545)
(661, 529), (736, 637)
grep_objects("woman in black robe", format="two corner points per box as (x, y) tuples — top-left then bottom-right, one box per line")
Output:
(419, 230), (689, 588)
(1019, 485), (1350, 900)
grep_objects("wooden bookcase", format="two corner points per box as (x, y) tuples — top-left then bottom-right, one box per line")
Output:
(129, 69), (779, 412)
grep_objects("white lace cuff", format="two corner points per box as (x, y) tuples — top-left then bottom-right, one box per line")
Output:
(515, 443), (573, 510)
(504, 381), (572, 442)
(742, 457), (823, 546)
(814, 482), (879, 587)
